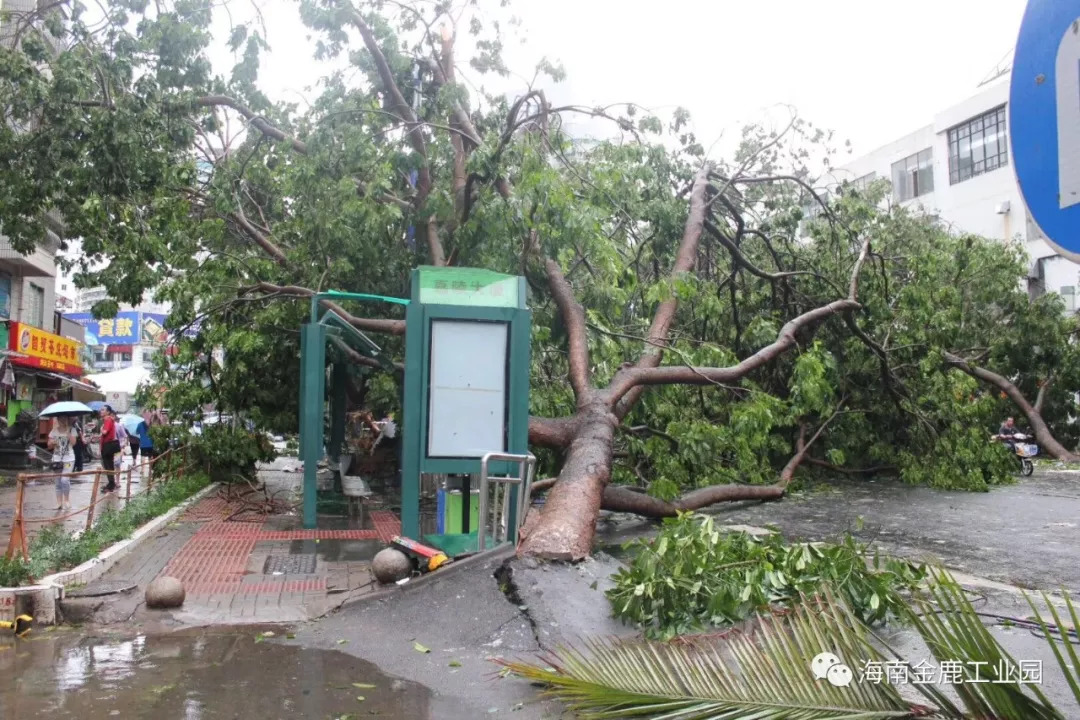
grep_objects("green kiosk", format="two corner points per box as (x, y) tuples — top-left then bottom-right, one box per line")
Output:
(299, 266), (535, 553)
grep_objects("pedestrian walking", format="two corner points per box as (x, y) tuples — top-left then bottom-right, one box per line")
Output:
(72, 417), (86, 473)
(48, 417), (76, 511)
(136, 413), (155, 475)
(128, 418), (142, 467)
(115, 417), (129, 472)
(99, 405), (121, 493)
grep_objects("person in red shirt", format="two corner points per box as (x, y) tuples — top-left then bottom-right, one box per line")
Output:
(99, 405), (121, 493)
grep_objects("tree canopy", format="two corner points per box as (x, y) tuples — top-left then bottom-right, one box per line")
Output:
(2, 0), (1076, 559)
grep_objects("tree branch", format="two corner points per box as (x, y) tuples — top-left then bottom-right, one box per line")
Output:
(527, 415), (578, 448)
(1035, 373), (1054, 414)
(194, 95), (308, 154)
(943, 352), (1079, 462)
(703, 218), (822, 286)
(544, 258), (591, 402)
(610, 164), (711, 419)
(240, 282), (406, 336)
(228, 209), (289, 266)
(778, 397), (846, 486)
(605, 299), (859, 406)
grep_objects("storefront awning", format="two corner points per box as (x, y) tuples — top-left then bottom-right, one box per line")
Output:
(41, 372), (102, 394)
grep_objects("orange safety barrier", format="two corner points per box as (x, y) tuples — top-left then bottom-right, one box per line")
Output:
(4, 445), (191, 562)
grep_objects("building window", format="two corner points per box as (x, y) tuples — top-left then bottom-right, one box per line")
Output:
(891, 149), (934, 201)
(1062, 286), (1076, 313)
(948, 106), (1008, 184)
(27, 283), (45, 328)
(846, 173), (877, 194)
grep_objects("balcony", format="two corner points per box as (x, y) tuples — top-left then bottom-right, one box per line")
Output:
(0, 235), (56, 277)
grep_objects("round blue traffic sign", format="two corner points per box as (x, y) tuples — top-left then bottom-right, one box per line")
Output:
(1010, 1), (1080, 258)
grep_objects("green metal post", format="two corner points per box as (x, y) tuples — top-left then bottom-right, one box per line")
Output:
(298, 328), (307, 453)
(301, 323), (327, 529)
(505, 294), (532, 542)
(400, 299), (424, 539)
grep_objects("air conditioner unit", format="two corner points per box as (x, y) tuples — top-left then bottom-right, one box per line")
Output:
(996, 201), (1011, 214)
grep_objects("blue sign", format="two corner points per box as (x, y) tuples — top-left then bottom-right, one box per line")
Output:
(63, 311), (198, 345)
(1010, 0), (1080, 257)
(64, 311), (140, 345)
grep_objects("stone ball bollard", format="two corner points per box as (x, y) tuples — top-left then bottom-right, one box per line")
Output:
(372, 548), (412, 584)
(145, 576), (186, 609)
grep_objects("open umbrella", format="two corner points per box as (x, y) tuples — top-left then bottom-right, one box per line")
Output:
(39, 401), (94, 417)
(87, 400), (107, 412)
(118, 414), (144, 434)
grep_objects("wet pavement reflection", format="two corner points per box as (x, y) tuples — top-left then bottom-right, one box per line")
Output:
(0, 628), (474, 719)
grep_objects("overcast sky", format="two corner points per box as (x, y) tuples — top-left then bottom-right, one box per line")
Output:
(222, 0), (1029, 159)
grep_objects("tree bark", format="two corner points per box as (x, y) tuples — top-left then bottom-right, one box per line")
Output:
(517, 404), (616, 560)
(944, 352), (1079, 462)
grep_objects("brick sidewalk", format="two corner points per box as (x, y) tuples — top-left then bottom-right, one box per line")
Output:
(83, 477), (401, 625)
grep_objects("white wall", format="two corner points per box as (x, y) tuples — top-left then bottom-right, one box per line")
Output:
(823, 74), (1078, 305)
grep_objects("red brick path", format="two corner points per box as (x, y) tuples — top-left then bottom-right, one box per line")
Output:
(163, 493), (400, 596)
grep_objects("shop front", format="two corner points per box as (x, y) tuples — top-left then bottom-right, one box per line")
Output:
(1, 322), (100, 433)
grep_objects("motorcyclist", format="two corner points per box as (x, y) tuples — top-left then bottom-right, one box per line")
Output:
(993, 417), (1022, 450)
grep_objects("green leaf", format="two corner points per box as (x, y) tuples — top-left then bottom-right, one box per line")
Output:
(413, 642), (430, 654)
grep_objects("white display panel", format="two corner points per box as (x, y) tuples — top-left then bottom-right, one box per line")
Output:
(427, 320), (508, 457)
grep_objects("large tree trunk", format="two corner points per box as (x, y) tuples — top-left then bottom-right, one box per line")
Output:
(518, 406), (615, 560)
(944, 352), (1080, 462)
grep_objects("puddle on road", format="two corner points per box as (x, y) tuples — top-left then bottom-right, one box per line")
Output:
(0, 628), (473, 719)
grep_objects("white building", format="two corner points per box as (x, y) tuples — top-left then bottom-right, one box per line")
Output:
(68, 283), (171, 315)
(821, 71), (1077, 309)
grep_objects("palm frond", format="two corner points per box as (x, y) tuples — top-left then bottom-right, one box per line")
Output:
(498, 589), (925, 720)
(903, 568), (1064, 720)
(1026, 589), (1080, 707)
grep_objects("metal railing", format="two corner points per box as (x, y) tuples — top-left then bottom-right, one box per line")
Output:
(4, 445), (191, 562)
(476, 452), (536, 552)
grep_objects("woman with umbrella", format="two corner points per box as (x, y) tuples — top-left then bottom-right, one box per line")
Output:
(39, 401), (93, 511)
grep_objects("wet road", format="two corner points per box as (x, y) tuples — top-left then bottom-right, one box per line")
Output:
(0, 628), (476, 719)
(708, 470), (1080, 593)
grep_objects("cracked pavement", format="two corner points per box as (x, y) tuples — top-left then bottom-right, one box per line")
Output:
(281, 551), (637, 719)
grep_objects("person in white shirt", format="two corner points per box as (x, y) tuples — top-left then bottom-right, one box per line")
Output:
(47, 417), (77, 511)
(372, 413), (397, 453)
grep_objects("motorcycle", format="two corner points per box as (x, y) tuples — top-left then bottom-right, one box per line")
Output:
(995, 432), (1039, 476)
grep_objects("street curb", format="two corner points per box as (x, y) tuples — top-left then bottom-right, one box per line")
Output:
(332, 543), (517, 614)
(7, 481), (221, 624)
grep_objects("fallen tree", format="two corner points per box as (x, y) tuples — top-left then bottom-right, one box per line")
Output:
(5, 0), (1077, 563)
